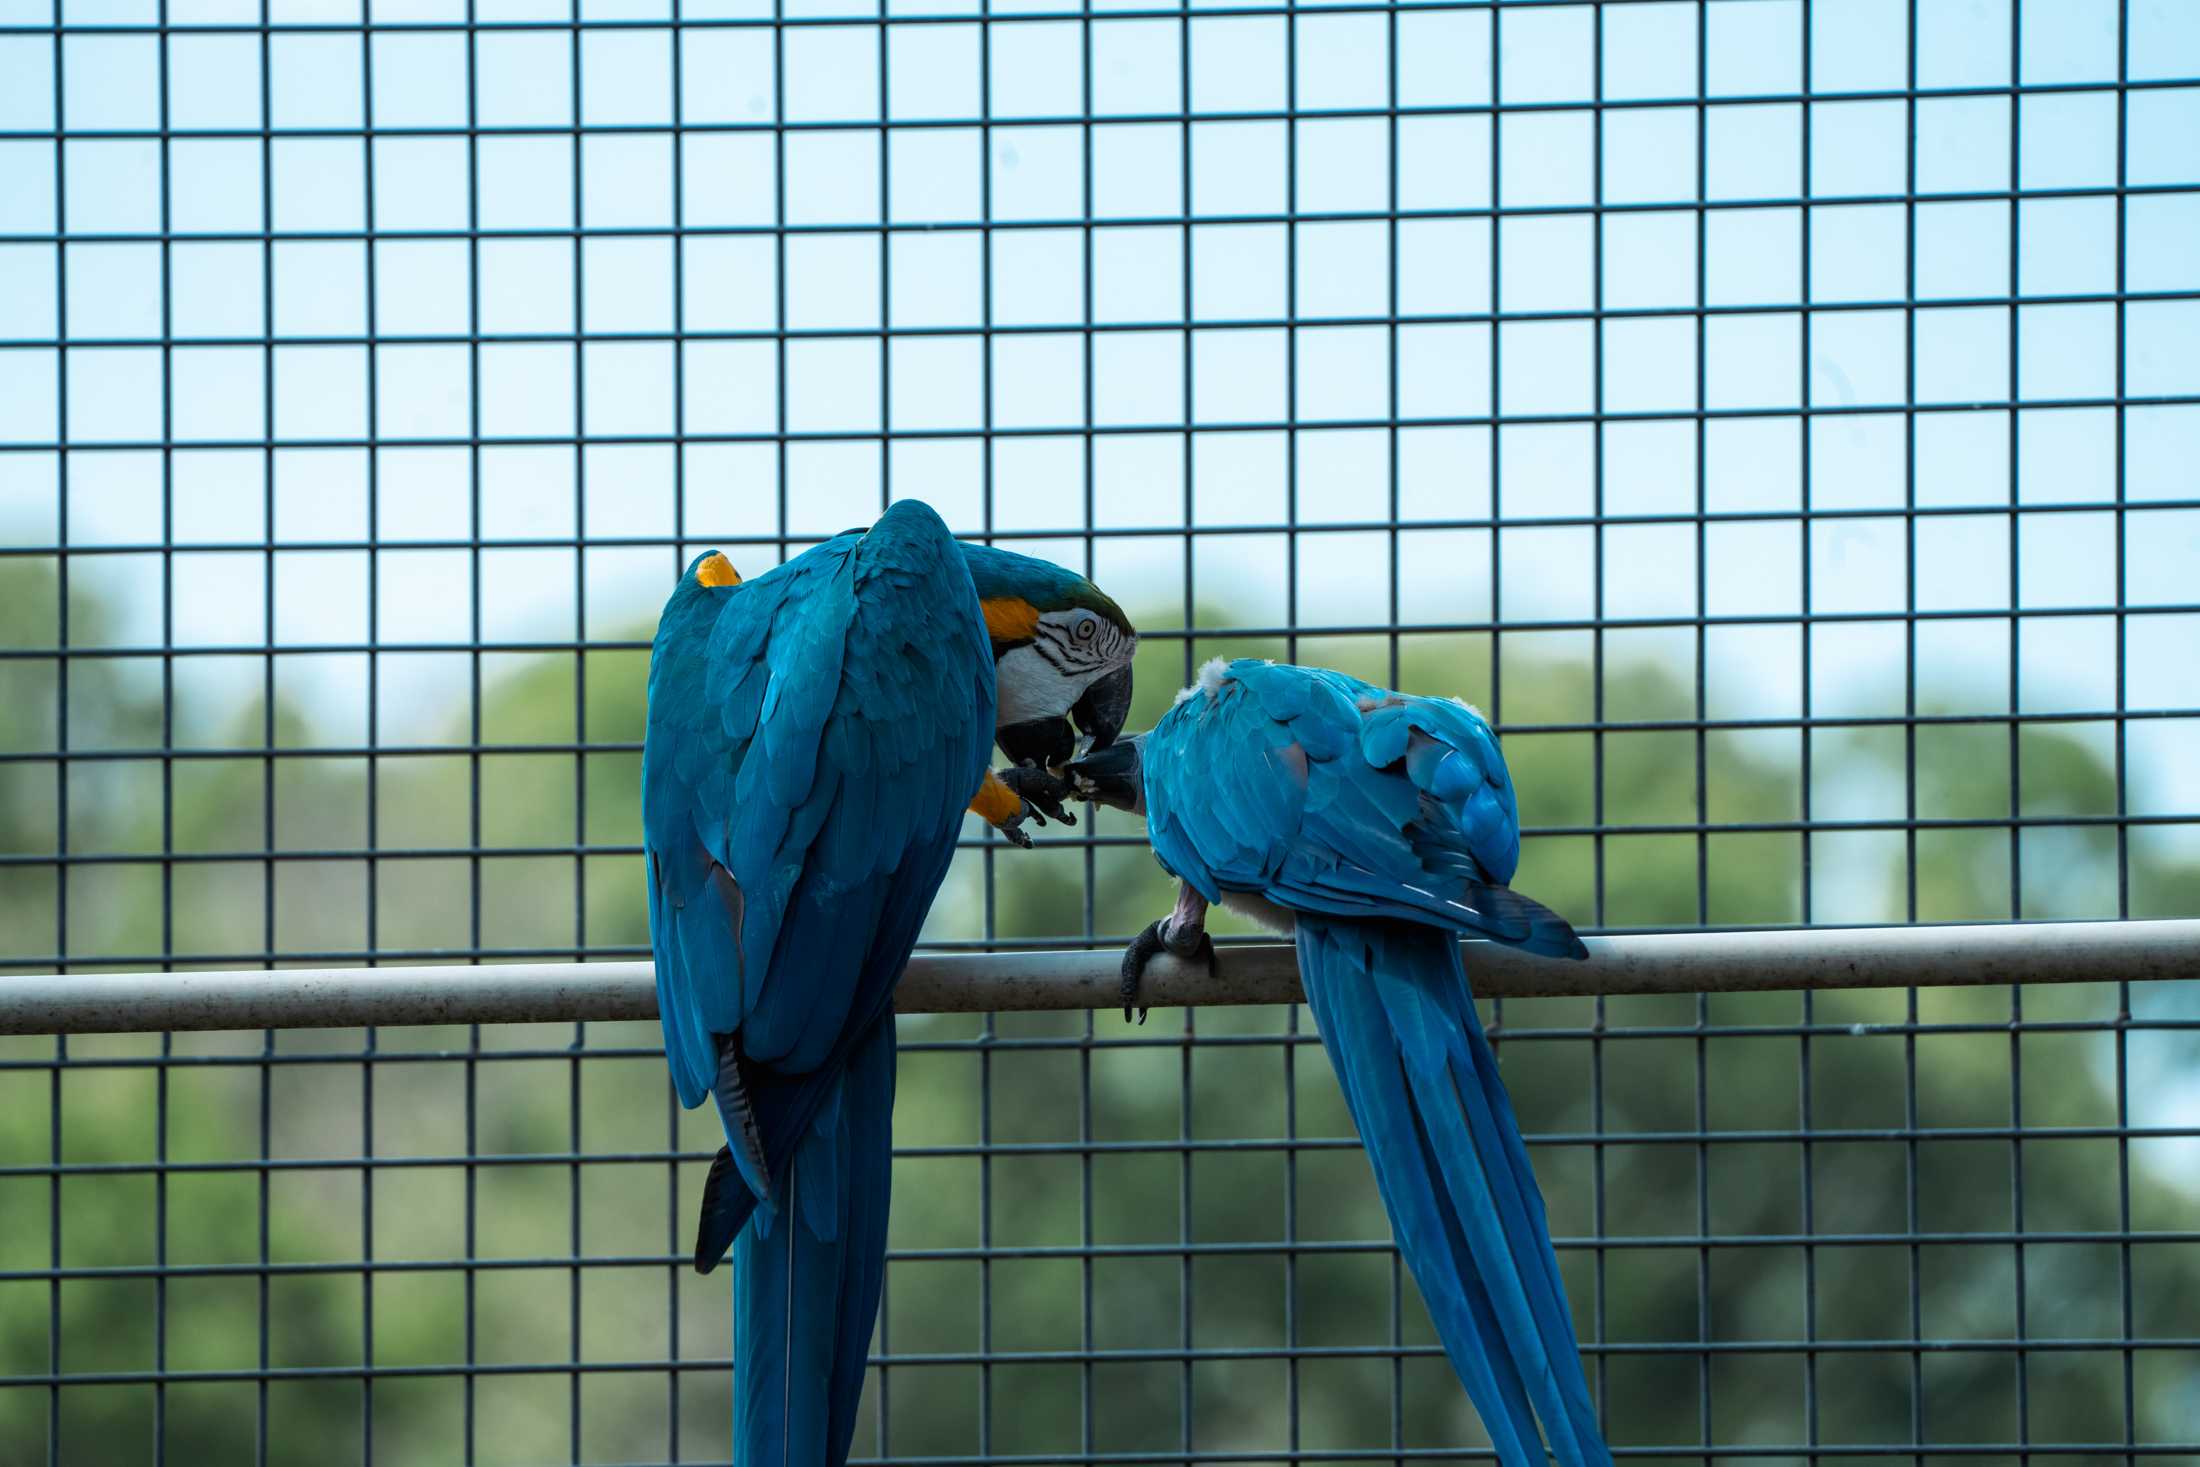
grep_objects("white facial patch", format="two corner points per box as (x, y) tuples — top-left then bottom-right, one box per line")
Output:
(997, 643), (1110, 726)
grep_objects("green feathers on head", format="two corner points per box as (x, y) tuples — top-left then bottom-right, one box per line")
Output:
(958, 543), (1133, 635)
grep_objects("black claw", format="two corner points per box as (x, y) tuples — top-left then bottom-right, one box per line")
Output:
(1120, 920), (1167, 1024)
(1119, 919), (1217, 1023)
(998, 763), (1077, 827)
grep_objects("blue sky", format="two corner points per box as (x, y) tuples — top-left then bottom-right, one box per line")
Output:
(0, 0), (2196, 808)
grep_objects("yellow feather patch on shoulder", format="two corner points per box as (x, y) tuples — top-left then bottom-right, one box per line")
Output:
(968, 769), (1023, 826)
(697, 553), (741, 588)
(981, 596), (1040, 643)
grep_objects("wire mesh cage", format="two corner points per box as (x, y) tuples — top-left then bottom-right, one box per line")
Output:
(2, 0), (2199, 1462)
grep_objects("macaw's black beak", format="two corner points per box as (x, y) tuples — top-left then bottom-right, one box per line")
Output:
(1071, 665), (1134, 751)
(997, 716), (1076, 771)
(1064, 735), (1145, 815)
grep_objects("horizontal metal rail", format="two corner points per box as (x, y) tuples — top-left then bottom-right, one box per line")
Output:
(6, 1333), (2199, 1392)
(4, 919), (2192, 1036)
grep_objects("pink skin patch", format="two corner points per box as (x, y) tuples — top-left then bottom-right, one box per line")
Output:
(1162, 884), (1209, 948)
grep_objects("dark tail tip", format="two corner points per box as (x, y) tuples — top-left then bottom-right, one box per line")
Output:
(694, 1145), (743, 1275)
(1466, 880), (1592, 960)
(1521, 901), (1591, 962)
(710, 1028), (771, 1201)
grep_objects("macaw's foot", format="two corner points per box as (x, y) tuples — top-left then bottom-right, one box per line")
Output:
(974, 765), (1079, 849)
(998, 764), (1077, 828)
(1119, 921), (1166, 1024)
(1117, 912), (1218, 1025)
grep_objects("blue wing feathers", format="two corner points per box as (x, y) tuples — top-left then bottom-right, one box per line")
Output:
(644, 500), (995, 1467)
(649, 504), (992, 1082)
(1145, 659), (1605, 1464)
(1147, 660), (1579, 956)
(645, 866), (715, 1108)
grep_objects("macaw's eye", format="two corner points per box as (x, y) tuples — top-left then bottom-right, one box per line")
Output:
(1075, 615), (1097, 641)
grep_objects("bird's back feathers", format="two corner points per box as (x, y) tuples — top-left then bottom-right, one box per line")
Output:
(644, 500), (994, 1132)
(1144, 659), (1585, 957)
(643, 500), (997, 1467)
(1138, 658), (1606, 1465)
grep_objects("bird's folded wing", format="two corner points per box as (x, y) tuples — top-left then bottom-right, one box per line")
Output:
(643, 507), (996, 1116)
(1147, 659), (1570, 948)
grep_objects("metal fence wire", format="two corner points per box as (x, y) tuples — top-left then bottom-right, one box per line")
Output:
(3, 0), (2199, 1463)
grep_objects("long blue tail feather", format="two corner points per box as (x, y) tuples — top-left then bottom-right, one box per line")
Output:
(1296, 915), (1612, 1467)
(732, 1016), (896, 1467)
(828, 1019), (895, 1461)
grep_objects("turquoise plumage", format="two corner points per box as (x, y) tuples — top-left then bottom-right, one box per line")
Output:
(643, 500), (1136, 1467)
(1072, 659), (1609, 1467)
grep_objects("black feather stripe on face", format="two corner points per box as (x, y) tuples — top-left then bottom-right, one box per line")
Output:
(1030, 623), (1076, 672)
(1032, 618), (1112, 674)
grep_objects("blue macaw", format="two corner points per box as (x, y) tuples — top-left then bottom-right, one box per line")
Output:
(642, 500), (1136, 1467)
(1065, 657), (1609, 1467)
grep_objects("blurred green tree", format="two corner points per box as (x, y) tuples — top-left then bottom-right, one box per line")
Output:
(3, 561), (2195, 1463)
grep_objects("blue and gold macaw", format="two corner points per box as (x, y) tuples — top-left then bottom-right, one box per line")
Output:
(642, 500), (1135, 1467)
(1066, 658), (1609, 1467)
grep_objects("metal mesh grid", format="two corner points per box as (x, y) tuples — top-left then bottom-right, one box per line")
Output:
(2, 0), (2199, 1462)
